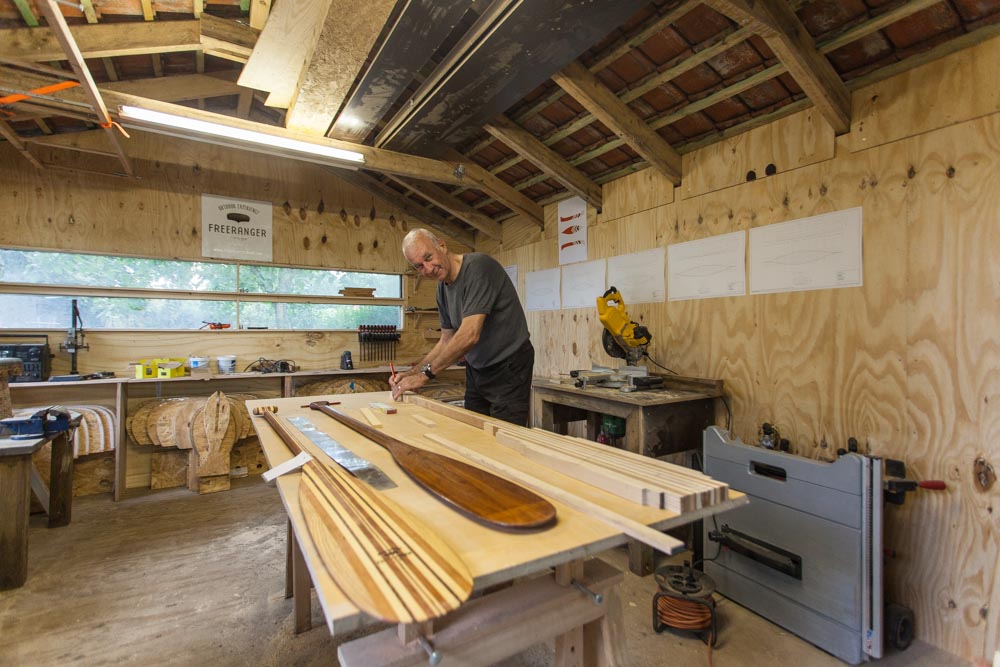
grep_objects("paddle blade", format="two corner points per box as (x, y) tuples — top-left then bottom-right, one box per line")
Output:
(314, 404), (557, 530)
(300, 461), (473, 624)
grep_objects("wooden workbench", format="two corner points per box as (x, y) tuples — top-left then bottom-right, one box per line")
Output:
(532, 375), (723, 458)
(247, 391), (745, 666)
(0, 418), (79, 590)
(532, 375), (724, 575)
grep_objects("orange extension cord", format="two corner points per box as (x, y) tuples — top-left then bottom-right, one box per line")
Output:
(654, 592), (716, 667)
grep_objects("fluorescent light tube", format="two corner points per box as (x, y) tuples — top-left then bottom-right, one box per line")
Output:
(118, 105), (365, 168)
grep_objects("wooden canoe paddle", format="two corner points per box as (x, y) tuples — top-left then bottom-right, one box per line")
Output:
(308, 401), (557, 530)
(254, 407), (473, 623)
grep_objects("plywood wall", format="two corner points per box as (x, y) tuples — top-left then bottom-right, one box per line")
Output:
(0, 133), (467, 372)
(488, 38), (1000, 662)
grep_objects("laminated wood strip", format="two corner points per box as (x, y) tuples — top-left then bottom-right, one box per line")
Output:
(301, 461), (473, 623)
(423, 433), (685, 556)
(402, 394), (503, 432)
(496, 428), (726, 512)
(74, 410), (89, 458)
(254, 408), (473, 623)
(512, 428), (728, 504)
(87, 408), (104, 456)
(91, 406), (116, 452)
(495, 430), (672, 510)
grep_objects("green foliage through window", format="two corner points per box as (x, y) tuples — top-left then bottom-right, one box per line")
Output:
(0, 249), (402, 331)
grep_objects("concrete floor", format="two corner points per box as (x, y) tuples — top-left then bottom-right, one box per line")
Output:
(0, 478), (965, 667)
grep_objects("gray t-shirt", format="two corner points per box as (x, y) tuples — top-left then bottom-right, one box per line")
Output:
(436, 253), (529, 368)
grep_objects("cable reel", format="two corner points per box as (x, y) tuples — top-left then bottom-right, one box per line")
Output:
(652, 563), (718, 650)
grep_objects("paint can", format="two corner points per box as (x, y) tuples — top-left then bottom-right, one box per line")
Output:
(216, 355), (236, 374)
(189, 356), (210, 369)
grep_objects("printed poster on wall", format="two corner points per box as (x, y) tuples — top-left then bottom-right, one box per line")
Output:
(607, 248), (665, 304)
(201, 194), (273, 262)
(525, 267), (561, 311)
(668, 231), (746, 301)
(504, 264), (518, 289)
(749, 207), (863, 294)
(561, 259), (606, 309)
(557, 196), (588, 265)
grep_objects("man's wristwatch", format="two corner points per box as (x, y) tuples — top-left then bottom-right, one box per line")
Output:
(421, 363), (436, 380)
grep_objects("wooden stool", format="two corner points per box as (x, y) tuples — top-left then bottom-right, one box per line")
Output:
(0, 358), (23, 419)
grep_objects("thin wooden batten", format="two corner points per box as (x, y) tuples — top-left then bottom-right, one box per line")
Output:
(35, 0), (133, 176)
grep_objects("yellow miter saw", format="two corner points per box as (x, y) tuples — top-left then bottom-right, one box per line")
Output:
(596, 287), (651, 366)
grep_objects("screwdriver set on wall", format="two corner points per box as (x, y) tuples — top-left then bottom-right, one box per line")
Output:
(358, 325), (400, 362)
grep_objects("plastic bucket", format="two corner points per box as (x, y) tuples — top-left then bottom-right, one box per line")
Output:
(189, 356), (210, 369)
(216, 355), (236, 374)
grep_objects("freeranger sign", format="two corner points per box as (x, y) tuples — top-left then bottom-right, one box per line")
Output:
(201, 194), (273, 261)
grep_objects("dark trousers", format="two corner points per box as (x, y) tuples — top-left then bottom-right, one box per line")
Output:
(464, 339), (534, 426)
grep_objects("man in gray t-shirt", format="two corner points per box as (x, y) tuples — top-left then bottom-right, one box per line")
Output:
(389, 228), (534, 425)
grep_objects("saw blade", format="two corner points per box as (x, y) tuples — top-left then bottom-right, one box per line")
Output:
(286, 415), (396, 490)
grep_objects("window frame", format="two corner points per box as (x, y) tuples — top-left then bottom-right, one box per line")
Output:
(0, 248), (404, 332)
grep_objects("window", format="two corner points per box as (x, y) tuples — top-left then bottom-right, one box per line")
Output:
(0, 249), (402, 330)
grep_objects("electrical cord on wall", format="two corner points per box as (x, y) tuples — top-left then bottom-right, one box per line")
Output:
(720, 394), (732, 431)
(243, 357), (298, 373)
(644, 352), (678, 374)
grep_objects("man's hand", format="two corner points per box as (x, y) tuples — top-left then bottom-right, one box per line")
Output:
(391, 371), (429, 401)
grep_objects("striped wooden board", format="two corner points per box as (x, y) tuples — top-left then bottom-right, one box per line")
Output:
(299, 460), (473, 623)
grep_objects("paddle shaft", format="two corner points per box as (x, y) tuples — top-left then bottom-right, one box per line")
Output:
(257, 409), (304, 456)
(308, 402), (556, 529)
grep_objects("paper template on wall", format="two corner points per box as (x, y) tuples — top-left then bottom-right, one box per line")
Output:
(504, 264), (518, 289)
(668, 231), (746, 301)
(201, 194), (273, 262)
(525, 267), (561, 311)
(561, 259), (607, 309)
(607, 248), (665, 303)
(557, 196), (588, 265)
(750, 207), (863, 294)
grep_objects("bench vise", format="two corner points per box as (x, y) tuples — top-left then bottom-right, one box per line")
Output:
(0, 406), (72, 440)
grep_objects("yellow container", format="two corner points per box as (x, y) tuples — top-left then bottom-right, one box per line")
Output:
(155, 358), (188, 378)
(133, 359), (156, 379)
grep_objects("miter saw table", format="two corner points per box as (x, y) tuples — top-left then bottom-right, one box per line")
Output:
(569, 367), (666, 392)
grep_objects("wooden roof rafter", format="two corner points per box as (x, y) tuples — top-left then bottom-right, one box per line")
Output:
(0, 20), (203, 62)
(703, 0), (851, 133)
(483, 114), (603, 210)
(551, 60), (683, 185)
(386, 176), (503, 241)
(332, 170), (476, 249)
(0, 119), (43, 168)
(455, 20), (758, 191)
(442, 149), (544, 228)
(35, 0), (133, 176)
